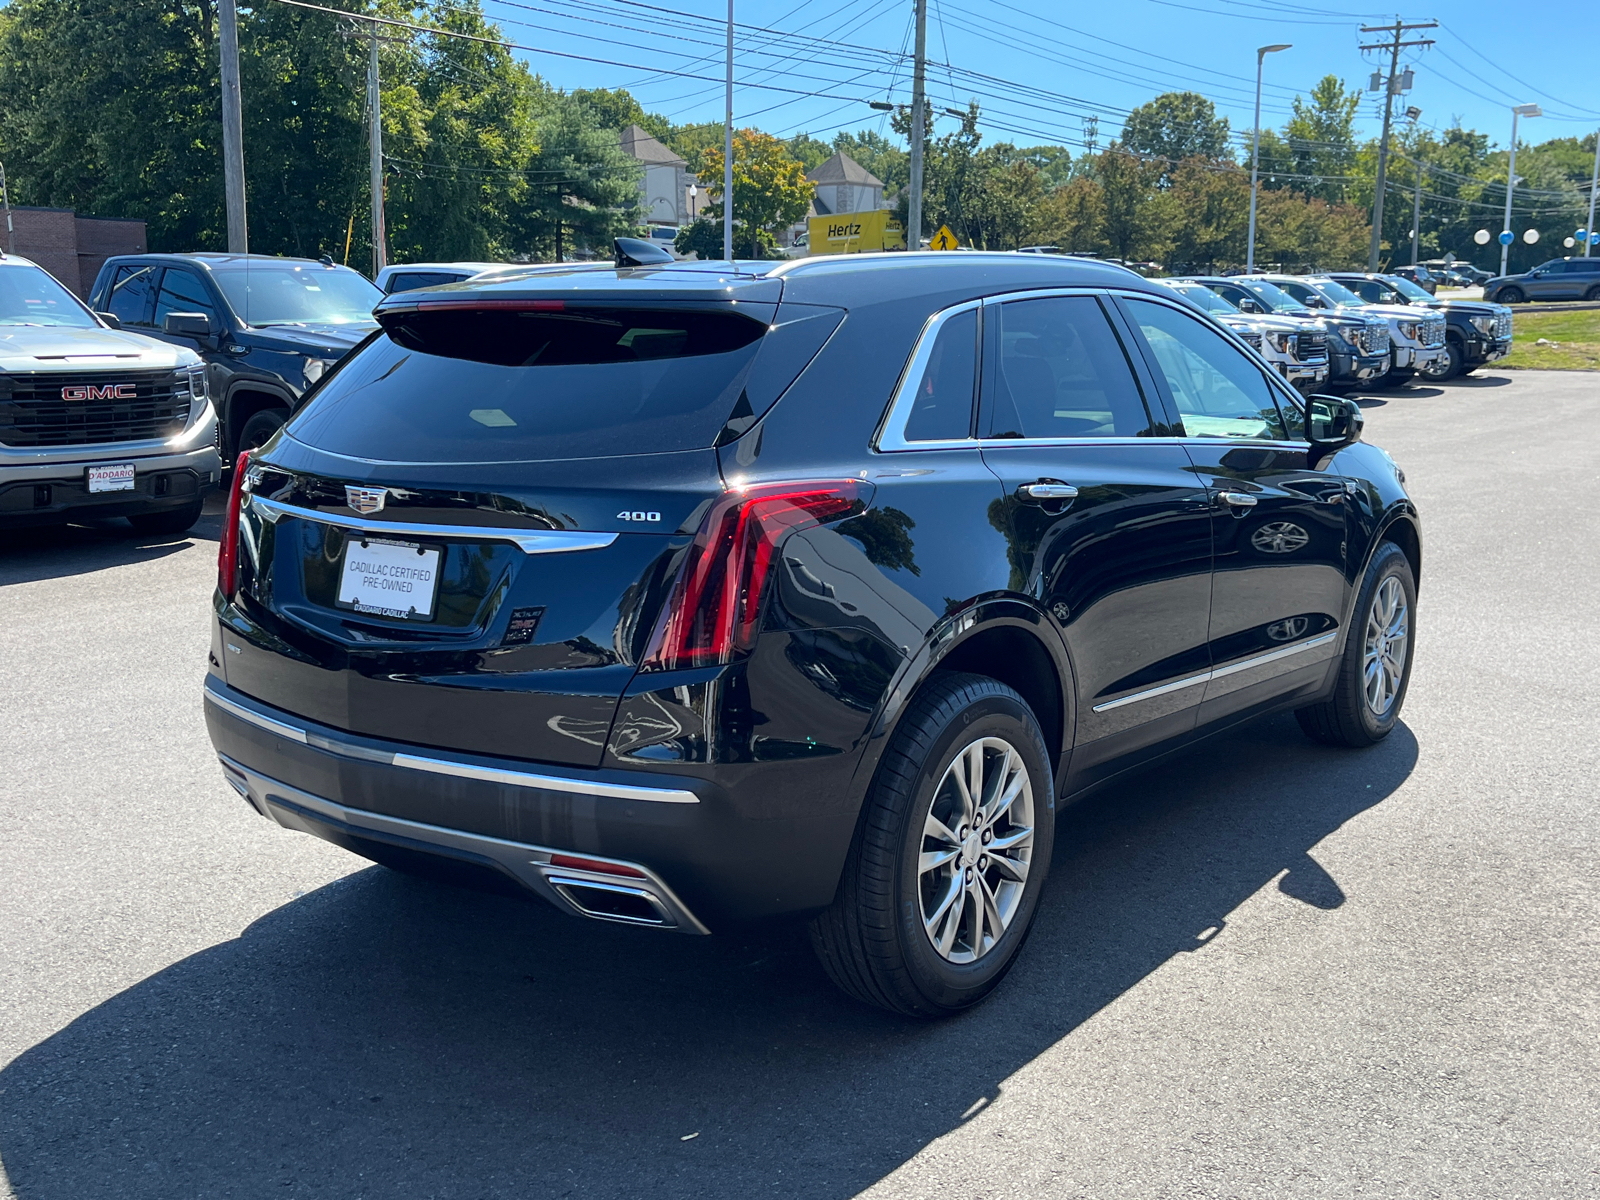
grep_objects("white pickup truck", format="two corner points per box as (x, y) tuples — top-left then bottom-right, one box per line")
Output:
(0, 253), (220, 533)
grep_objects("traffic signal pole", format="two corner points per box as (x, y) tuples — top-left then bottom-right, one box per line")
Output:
(1360, 19), (1434, 271)
(907, 0), (927, 252)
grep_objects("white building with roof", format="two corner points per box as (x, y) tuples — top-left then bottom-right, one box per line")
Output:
(620, 124), (689, 228)
(807, 151), (885, 216)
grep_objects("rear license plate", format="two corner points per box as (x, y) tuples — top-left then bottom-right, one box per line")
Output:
(336, 536), (442, 620)
(86, 463), (136, 493)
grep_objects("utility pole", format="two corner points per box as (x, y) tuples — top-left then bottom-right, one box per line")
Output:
(1585, 129), (1599, 259)
(218, 0), (249, 254)
(1359, 18), (1435, 271)
(907, 0), (927, 252)
(367, 24), (386, 276)
(0, 160), (14, 254)
(723, 0), (734, 260)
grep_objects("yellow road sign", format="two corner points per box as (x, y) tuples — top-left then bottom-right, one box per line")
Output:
(929, 225), (959, 250)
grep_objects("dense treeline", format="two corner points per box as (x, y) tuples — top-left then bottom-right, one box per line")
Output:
(0, 0), (1594, 273)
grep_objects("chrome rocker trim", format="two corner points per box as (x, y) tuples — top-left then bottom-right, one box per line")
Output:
(247, 494), (619, 555)
(203, 680), (700, 805)
(217, 754), (711, 935)
(1091, 633), (1338, 713)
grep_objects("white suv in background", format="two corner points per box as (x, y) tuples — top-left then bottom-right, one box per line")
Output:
(0, 253), (220, 534)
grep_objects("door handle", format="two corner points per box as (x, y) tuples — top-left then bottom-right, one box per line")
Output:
(1020, 482), (1079, 502)
(1215, 491), (1258, 509)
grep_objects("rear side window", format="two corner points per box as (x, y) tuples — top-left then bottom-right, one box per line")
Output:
(985, 296), (1153, 439)
(289, 305), (773, 462)
(902, 307), (978, 441)
(107, 265), (157, 327)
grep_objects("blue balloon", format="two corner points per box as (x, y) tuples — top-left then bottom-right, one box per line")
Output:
(1498, 230), (1515, 245)
(1578, 229), (1589, 239)
(1591, 232), (1600, 245)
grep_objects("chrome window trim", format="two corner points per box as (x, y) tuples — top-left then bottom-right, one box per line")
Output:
(1089, 632), (1337, 713)
(247, 494), (618, 555)
(873, 297), (985, 453)
(204, 682), (700, 804)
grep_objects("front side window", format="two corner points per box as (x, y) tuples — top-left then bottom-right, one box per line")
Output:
(0, 264), (97, 328)
(903, 307), (978, 442)
(154, 268), (220, 328)
(1123, 298), (1288, 441)
(985, 295), (1153, 439)
(106, 265), (158, 327)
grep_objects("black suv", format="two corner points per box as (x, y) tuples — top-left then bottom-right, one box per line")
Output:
(1325, 272), (1512, 381)
(1482, 256), (1600, 304)
(204, 252), (1421, 1016)
(89, 254), (382, 458)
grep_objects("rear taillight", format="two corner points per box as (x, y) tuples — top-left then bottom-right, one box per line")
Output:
(217, 450), (252, 599)
(641, 480), (869, 671)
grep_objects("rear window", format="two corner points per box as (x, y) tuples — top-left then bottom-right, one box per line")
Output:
(288, 304), (774, 462)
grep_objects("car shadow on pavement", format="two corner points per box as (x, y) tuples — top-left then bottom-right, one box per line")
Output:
(0, 496), (222, 587)
(0, 713), (1417, 1200)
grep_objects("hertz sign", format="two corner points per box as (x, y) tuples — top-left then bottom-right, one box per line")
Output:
(61, 383), (138, 402)
(807, 210), (906, 255)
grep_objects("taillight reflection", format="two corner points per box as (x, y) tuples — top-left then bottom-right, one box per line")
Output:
(642, 480), (869, 671)
(217, 450), (253, 599)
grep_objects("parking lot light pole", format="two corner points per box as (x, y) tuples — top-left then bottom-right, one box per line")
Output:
(1247, 44), (1290, 273)
(1585, 128), (1598, 259)
(723, 0), (733, 261)
(1501, 104), (1541, 276)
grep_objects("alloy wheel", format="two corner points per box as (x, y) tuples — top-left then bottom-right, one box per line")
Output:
(1363, 576), (1409, 716)
(918, 737), (1035, 964)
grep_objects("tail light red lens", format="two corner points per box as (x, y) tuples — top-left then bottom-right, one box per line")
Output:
(642, 480), (868, 671)
(217, 450), (253, 599)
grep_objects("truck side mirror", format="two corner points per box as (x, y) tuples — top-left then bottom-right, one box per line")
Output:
(1237, 297), (1264, 314)
(1307, 395), (1363, 462)
(96, 311), (122, 329)
(163, 311), (213, 340)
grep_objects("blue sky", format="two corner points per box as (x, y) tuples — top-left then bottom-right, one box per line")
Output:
(477, 0), (1599, 155)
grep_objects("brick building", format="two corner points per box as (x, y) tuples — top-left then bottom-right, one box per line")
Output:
(3, 206), (147, 298)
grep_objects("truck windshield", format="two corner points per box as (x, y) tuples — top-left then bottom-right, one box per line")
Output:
(1237, 280), (1313, 316)
(1161, 281), (1236, 314)
(213, 265), (381, 327)
(1308, 279), (1370, 307)
(0, 264), (97, 328)
(1386, 276), (1435, 303)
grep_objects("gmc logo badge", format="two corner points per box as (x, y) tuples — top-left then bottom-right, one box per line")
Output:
(61, 383), (137, 402)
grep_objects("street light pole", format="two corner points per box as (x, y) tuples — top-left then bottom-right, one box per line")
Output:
(218, 0), (249, 254)
(1247, 43), (1290, 273)
(1585, 128), (1599, 259)
(367, 25), (387, 276)
(907, 0), (927, 252)
(1501, 103), (1541, 276)
(723, 0), (734, 261)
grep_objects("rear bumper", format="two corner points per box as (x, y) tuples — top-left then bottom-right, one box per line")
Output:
(0, 440), (221, 527)
(202, 675), (845, 931)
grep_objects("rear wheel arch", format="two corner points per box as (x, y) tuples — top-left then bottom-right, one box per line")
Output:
(225, 386), (294, 456)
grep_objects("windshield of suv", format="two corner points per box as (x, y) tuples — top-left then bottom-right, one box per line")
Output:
(1308, 279), (1370, 307)
(0, 264), (97, 328)
(213, 265), (381, 327)
(1386, 275), (1435, 303)
(1160, 281), (1236, 314)
(1236, 279), (1313, 316)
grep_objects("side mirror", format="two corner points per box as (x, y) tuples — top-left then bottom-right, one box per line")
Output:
(1237, 297), (1264, 314)
(95, 311), (122, 329)
(163, 311), (213, 340)
(1307, 395), (1363, 460)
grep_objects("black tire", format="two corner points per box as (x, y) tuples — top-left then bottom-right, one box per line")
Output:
(1497, 286), (1524, 304)
(1423, 338), (1463, 381)
(1585, 285), (1600, 302)
(809, 672), (1056, 1017)
(1296, 541), (1416, 748)
(1376, 365), (1415, 390)
(126, 499), (205, 536)
(238, 408), (289, 453)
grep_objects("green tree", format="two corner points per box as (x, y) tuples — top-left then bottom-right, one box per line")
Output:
(1122, 92), (1231, 176)
(1095, 143), (1168, 261)
(1165, 156), (1249, 271)
(1282, 75), (1361, 204)
(698, 129), (813, 258)
(1028, 175), (1105, 252)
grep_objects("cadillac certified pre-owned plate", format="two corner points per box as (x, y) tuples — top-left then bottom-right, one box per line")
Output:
(86, 463), (136, 493)
(336, 536), (441, 620)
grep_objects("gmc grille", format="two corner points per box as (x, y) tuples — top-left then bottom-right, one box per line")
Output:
(1293, 331), (1328, 362)
(0, 370), (190, 448)
(1360, 325), (1390, 356)
(1421, 317), (1446, 348)
(1496, 312), (1512, 339)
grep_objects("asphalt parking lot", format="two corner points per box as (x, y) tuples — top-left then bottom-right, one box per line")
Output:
(1, 369), (1596, 1199)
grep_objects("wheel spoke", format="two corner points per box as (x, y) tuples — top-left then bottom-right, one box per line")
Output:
(925, 871), (962, 931)
(987, 851), (1028, 884)
(924, 811), (960, 849)
(982, 747), (1013, 811)
(919, 847), (959, 874)
(988, 824), (1032, 854)
(986, 771), (1026, 829)
(936, 885), (966, 955)
(975, 872), (1005, 946)
(965, 744), (984, 823)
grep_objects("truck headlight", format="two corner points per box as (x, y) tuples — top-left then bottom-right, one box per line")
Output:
(1268, 331), (1295, 354)
(1471, 315), (1496, 335)
(1396, 320), (1418, 340)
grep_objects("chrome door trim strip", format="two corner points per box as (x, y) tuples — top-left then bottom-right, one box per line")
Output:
(247, 494), (618, 555)
(204, 683), (700, 804)
(1091, 671), (1212, 714)
(1090, 633), (1338, 714)
(1208, 632), (1336, 681)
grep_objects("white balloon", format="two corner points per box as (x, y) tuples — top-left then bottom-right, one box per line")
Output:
(1566, 237), (1577, 248)
(1523, 228), (1540, 244)
(1473, 228), (1491, 245)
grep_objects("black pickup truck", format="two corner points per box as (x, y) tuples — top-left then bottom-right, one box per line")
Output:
(1325, 272), (1512, 381)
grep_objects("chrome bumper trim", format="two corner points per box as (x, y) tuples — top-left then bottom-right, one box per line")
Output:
(217, 754), (711, 934)
(247, 494), (618, 555)
(203, 679), (700, 804)
(1091, 633), (1338, 714)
